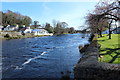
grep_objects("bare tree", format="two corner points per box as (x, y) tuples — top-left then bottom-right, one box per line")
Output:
(86, 0), (120, 39)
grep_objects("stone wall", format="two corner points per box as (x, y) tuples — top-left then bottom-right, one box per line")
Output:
(74, 37), (120, 80)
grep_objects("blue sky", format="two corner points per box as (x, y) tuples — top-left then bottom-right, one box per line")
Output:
(2, 2), (98, 29)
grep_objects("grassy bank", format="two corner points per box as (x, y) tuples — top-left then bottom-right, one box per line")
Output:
(1, 34), (50, 40)
(98, 34), (120, 64)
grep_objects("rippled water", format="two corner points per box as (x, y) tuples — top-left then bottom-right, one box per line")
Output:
(2, 33), (89, 79)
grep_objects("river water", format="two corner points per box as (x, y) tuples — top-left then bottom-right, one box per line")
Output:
(2, 33), (89, 79)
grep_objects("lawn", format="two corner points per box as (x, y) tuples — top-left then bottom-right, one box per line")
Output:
(97, 34), (120, 64)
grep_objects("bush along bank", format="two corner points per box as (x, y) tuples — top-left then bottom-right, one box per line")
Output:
(74, 34), (120, 80)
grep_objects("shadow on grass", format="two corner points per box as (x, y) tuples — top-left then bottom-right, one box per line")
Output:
(100, 48), (120, 63)
(98, 39), (109, 42)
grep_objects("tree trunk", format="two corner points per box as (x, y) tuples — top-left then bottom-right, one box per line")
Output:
(115, 21), (118, 33)
(97, 29), (102, 37)
(100, 30), (102, 37)
(109, 31), (111, 39)
(108, 20), (112, 39)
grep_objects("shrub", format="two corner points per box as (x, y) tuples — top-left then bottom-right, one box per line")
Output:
(4, 34), (10, 38)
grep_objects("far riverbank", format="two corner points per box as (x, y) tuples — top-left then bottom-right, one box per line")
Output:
(0, 31), (53, 40)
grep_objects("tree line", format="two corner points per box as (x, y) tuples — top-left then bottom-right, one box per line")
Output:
(37, 20), (75, 35)
(86, 0), (120, 39)
(0, 10), (75, 35)
(1, 10), (32, 27)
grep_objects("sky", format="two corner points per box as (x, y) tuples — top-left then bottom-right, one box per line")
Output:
(1, 1), (99, 30)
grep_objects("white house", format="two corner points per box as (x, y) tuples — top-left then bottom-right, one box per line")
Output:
(0, 25), (3, 31)
(32, 29), (53, 36)
(23, 27), (32, 33)
(4, 25), (19, 31)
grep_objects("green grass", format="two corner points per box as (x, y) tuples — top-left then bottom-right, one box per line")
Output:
(98, 34), (120, 64)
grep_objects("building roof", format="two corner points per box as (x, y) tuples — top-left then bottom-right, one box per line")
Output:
(32, 29), (46, 32)
(37, 26), (44, 29)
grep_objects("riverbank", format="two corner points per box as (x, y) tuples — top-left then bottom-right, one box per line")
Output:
(0, 31), (53, 40)
(98, 34), (120, 64)
(0, 35), (52, 40)
(74, 34), (120, 80)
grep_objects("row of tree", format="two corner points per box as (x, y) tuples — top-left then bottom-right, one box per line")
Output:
(1, 10), (32, 27)
(0, 10), (75, 35)
(44, 20), (75, 35)
(31, 20), (75, 35)
(86, 0), (120, 39)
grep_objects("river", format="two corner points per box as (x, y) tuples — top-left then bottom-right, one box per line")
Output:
(2, 33), (89, 79)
